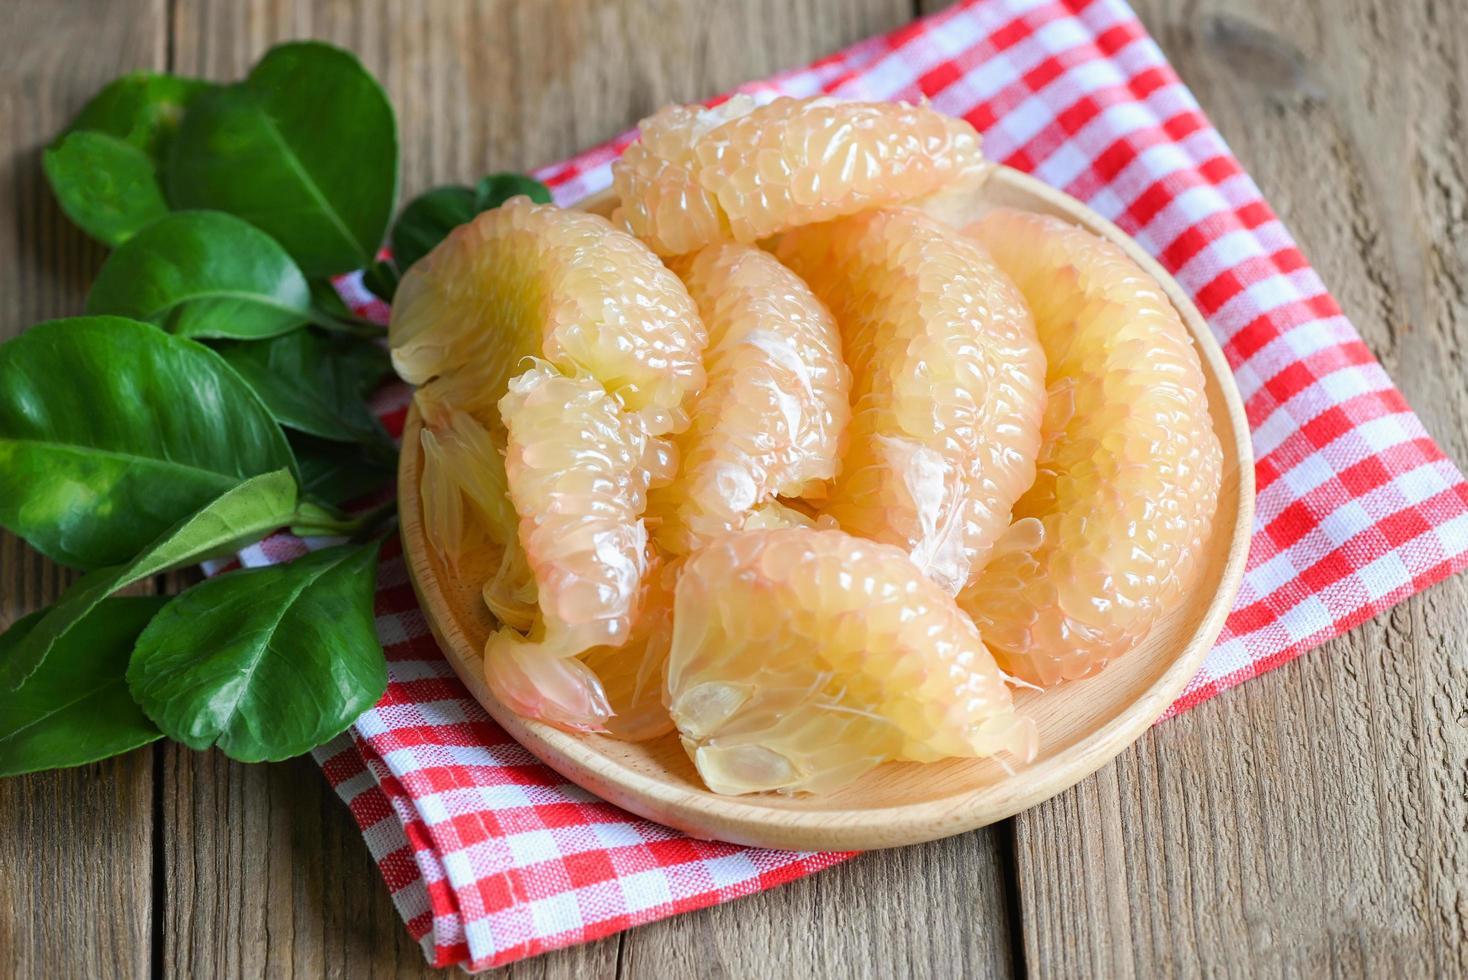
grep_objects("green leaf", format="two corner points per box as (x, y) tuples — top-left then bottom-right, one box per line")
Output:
(0, 471), (297, 690)
(64, 71), (213, 162)
(474, 172), (552, 209)
(42, 132), (170, 246)
(219, 329), (392, 448)
(291, 433), (394, 508)
(86, 210), (312, 340)
(128, 541), (387, 762)
(166, 42), (398, 277)
(42, 73), (213, 247)
(0, 316), (296, 569)
(0, 597), (167, 778)
(361, 260), (399, 303)
(390, 174), (552, 277)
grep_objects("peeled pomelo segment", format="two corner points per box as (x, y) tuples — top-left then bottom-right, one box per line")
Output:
(667, 527), (1035, 796)
(775, 208), (1046, 594)
(613, 95), (989, 256)
(483, 362), (654, 731)
(743, 498), (823, 532)
(646, 243), (850, 554)
(483, 637), (614, 733)
(497, 362), (653, 652)
(611, 98), (750, 256)
(389, 196), (706, 435)
(419, 426), (474, 569)
(957, 208), (1224, 686)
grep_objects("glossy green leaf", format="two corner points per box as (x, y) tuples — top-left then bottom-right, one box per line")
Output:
(361, 259), (399, 303)
(86, 210), (312, 340)
(166, 42), (398, 277)
(309, 278), (353, 318)
(42, 132), (170, 246)
(219, 329), (392, 448)
(291, 433), (395, 508)
(65, 71), (213, 162)
(128, 541), (387, 762)
(0, 316), (296, 569)
(42, 72), (213, 246)
(0, 470), (297, 690)
(0, 597), (167, 778)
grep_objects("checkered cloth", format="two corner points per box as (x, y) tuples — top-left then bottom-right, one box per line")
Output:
(216, 0), (1468, 970)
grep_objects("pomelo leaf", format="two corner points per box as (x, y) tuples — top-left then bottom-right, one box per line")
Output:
(0, 316), (296, 569)
(128, 541), (386, 762)
(86, 210), (312, 340)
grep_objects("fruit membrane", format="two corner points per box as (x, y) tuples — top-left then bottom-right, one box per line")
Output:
(667, 526), (1036, 795)
(613, 94), (989, 256)
(775, 207), (1047, 594)
(389, 196), (707, 437)
(957, 208), (1223, 686)
(414, 380), (537, 630)
(646, 243), (851, 554)
(579, 558), (678, 741)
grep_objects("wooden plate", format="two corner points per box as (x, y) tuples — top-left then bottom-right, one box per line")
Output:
(397, 165), (1255, 852)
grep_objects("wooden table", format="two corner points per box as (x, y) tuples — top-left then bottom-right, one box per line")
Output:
(3, 1), (1465, 976)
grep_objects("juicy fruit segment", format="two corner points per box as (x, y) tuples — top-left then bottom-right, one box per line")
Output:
(647, 243), (850, 554)
(391, 197), (707, 735)
(614, 95), (989, 256)
(611, 99), (748, 256)
(482, 363), (661, 731)
(389, 196), (706, 435)
(775, 208), (1047, 594)
(957, 208), (1223, 686)
(667, 527), (1035, 795)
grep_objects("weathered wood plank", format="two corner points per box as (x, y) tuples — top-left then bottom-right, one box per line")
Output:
(12, 0), (1463, 977)
(159, 748), (474, 979)
(621, 834), (1017, 980)
(919, 0), (1468, 974)
(173, 0), (918, 183)
(0, 2), (169, 978)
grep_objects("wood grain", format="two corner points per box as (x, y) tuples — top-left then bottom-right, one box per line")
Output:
(3, 0), (1466, 976)
(157, 746), (477, 979)
(621, 834), (1018, 980)
(0, 2), (168, 978)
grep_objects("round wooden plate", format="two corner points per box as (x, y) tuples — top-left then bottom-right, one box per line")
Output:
(397, 165), (1255, 852)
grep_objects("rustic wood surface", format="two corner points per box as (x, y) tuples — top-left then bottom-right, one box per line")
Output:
(1, 0), (1464, 977)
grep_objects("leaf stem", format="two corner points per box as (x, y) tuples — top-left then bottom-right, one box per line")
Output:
(306, 306), (387, 338)
(289, 498), (396, 539)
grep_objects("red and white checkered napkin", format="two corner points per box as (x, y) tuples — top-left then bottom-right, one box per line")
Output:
(223, 0), (1468, 969)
